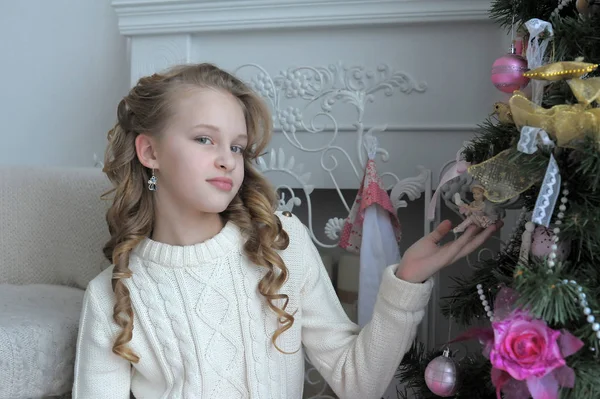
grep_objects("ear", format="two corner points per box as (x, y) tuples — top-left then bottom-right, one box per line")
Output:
(135, 134), (159, 169)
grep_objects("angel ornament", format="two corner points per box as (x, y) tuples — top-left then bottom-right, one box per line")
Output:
(452, 183), (500, 234)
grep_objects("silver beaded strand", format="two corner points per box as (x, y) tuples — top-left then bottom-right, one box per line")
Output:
(551, 184), (598, 352)
(477, 284), (494, 322)
(548, 184), (569, 271)
(559, 279), (600, 353)
(551, 0), (575, 18)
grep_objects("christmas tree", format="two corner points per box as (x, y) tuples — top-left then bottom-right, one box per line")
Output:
(397, 1), (600, 398)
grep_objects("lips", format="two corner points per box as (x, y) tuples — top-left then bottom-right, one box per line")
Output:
(207, 177), (233, 191)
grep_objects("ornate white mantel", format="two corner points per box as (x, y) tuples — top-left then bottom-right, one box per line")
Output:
(113, 0), (492, 35)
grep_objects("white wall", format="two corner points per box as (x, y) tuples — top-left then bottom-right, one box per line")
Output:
(0, 0), (128, 167)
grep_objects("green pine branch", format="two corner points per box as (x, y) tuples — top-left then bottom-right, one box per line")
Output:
(462, 120), (520, 165)
(489, 0), (563, 28)
(551, 13), (600, 68)
(512, 260), (595, 328)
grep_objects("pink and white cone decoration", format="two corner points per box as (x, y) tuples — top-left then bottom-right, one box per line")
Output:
(339, 135), (401, 327)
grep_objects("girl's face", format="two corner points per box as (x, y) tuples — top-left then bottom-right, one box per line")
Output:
(150, 88), (248, 216)
(472, 187), (484, 201)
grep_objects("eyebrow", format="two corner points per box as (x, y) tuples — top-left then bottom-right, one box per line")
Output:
(192, 123), (247, 141)
(192, 123), (219, 131)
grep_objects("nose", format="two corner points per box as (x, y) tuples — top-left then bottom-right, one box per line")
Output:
(215, 148), (236, 171)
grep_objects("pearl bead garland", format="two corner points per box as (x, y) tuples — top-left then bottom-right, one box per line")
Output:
(477, 284), (494, 321)
(551, 0), (574, 18)
(548, 185), (569, 271)
(559, 279), (600, 352)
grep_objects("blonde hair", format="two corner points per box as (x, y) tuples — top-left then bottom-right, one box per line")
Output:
(102, 63), (292, 363)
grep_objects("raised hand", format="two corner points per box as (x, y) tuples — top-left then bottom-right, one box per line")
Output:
(395, 219), (503, 284)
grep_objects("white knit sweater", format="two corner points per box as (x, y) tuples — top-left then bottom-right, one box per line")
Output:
(72, 212), (433, 399)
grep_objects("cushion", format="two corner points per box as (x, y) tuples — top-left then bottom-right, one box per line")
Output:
(0, 284), (84, 399)
(0, 166), (111, 289)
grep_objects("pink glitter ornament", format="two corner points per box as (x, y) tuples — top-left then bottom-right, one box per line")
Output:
(530, 226), (571, 261)
(491, 45), (530, 94)
(424, 348), (460, 397)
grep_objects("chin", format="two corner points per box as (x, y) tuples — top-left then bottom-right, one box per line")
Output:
(198, 199), (234, 214)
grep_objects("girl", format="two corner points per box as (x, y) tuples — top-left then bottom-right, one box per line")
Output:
(73, 63), (501, 399)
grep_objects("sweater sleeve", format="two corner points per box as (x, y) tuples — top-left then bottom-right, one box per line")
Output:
(72, 285), (132, 399)
(299, 225), (433, 399)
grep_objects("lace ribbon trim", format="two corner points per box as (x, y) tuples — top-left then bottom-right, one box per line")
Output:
(532, 153), (561, 227)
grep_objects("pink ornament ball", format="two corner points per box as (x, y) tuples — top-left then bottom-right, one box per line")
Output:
(530, 226), (571, 261)
(491, 53), (530, 93)
(424, 354), (460, 397)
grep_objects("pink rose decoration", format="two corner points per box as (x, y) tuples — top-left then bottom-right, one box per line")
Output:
(452, 287), (584, 399)
(490, 311), (565, 380)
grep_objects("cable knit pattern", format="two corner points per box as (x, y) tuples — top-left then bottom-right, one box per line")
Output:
(129, 266), (190, 397)
(185, 265), (246, 398)
(73, 212), (433, 399)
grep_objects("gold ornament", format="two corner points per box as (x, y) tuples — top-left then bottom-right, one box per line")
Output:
(523, 61), (598, 81)
(509, 77), (600, 147)
(577, 0), (600, 16)
(492, 102), (514, 124)
(568, 77), (600, 105)
(467, 149), (544, 203)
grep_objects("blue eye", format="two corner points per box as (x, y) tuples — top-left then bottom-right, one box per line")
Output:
(231, 145), (245, 154)
(195, 136), (213, 145)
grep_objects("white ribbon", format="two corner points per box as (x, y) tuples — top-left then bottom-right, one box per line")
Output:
(525, 19), (554, 105)
(532, 154), (561, 227)
(518, 126), (555, 154)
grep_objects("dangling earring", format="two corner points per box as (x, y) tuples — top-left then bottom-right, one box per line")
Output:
(148, 169), (157, 191)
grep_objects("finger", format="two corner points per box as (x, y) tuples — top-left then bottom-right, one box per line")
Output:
(451, 222), (503, 263)
(452, 222), (502, 260)
(435, 224), (482, 264)
(428, 220), (453, 244)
